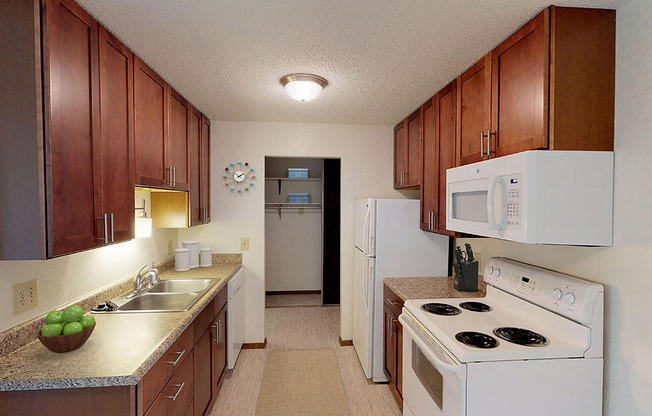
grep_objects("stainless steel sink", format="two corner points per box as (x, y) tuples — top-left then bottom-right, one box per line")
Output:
(96, 278), (219, 313)
(147, 278), (216, 294)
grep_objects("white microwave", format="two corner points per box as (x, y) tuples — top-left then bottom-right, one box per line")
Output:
(446, 151), (613, 246)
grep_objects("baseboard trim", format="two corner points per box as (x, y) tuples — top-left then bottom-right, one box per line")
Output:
(242, 338), (267, 349)
(266, 290), (321, 295)
(338, 337), (353, 346)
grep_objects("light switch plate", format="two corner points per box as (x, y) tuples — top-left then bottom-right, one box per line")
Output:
(13, 278), (39, 315)
(240, 237), (249, 251)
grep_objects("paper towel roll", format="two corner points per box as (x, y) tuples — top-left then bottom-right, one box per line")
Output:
(182, 240), (200, 268)
(174, 248), (190, 272)
(200, 247), (212, 267)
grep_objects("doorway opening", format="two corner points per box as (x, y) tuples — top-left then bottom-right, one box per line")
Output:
(264, 157), (341, 307)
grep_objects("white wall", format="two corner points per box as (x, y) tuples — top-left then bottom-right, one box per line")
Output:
(459, 2), (652, 415)
(179, 121), (410, 343)
(0, 228), (177, 332)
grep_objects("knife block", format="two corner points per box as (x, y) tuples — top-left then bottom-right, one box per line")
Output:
(454, 260), (479, 292)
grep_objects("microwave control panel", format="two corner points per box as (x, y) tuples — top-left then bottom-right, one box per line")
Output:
(503, 174), (522, 229)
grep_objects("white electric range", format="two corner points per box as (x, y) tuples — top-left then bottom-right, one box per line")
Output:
(399, 257), (604, 416)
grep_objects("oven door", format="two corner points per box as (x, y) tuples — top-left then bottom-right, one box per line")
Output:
(399, 312), (466, 416)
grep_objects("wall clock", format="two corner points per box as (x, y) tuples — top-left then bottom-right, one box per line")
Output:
(224, 161), (256, 193)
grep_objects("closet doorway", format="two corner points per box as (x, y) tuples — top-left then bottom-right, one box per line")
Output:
(265, 157), (340, 307)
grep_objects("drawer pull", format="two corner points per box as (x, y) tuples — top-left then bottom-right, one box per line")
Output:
(387, 299), (400, 306)
(165, 350), (186, 367)
(165, 382), (185, 401)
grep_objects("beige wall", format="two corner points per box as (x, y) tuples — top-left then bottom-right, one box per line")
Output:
(459, 2), (652, 415)
(179, 121), (411, 343)
(0, 228), (177, 332)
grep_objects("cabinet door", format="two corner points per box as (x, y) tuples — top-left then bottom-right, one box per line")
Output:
(435, 81), (457, 236)
(492, 9), (549, 157)
(383, 304), (396, 387)
(404, 110), (422, 187)
(134, 56), (168, 187)
(393, 120), (407, 188)
(98, 26), (134, 244)
(212, 303), (227, 394)
(420, 98), (436, 232)
(193, 327), (212, 416)
(43, 0), (102, 257)
(168, 89), (190, 190)
(395, 317), (403, 399)
(456, 54), (491, 166)
(189, 107), (202, 226)
(200, 116), (211, 223)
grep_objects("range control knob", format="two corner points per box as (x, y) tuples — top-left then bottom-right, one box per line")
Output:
(486, 266), (494, 275)
(552, 288), (563, 301)
(564, 293), (576, 305)
(493, 268), (501, 277)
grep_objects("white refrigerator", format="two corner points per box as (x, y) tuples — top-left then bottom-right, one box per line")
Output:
(352, 198), (450, 382)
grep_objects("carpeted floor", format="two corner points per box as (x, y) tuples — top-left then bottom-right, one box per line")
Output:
(209, 306), (401, 416)
(255, 349), (349, 416)
(265, 293), (322, 307)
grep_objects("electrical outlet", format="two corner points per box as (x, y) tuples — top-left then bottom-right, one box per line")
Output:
(167, 240), (173, 255)
(13, 278), (39, 315)
(240, 237), (249, 251)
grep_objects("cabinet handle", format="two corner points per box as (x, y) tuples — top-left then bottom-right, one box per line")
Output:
(480, 131), (484, 158)
(97, 214), (108, 242)
(387, 299), (399, 306)
(165, 382), (185, 401)
(173, 166), (176, 187)
(165, 349), (186, 367)
(110, 213), (114, 242)
(212, 321), (221, 343)
(387, 315), (392, 337)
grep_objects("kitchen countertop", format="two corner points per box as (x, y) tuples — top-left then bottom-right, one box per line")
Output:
(0, 263), (241, 392)
(384, 276), (487, 301)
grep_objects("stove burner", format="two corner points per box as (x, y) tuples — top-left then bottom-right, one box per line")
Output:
(455, 332), (499, 349)
(459, 301), (492, 312)
(493, 327), (548, 346)
(421, 303), (461, 316)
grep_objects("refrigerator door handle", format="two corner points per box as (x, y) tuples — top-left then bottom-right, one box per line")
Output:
(362, 206), (371, 254)
(362, 256), (370, 317)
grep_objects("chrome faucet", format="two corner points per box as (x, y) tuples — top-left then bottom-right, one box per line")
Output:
(127, 263), (159, 298)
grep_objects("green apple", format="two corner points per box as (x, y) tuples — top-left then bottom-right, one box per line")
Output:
(41, 323), (63, 337)
(45, 310), (63, 325)
(61, 305), (84, 323)
(62, 321), (83, 335)
(79, 315), (95, 329)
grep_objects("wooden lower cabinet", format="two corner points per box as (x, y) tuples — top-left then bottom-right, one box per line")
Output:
(383, 284), (404, 406)
(144, 354), (194, 416)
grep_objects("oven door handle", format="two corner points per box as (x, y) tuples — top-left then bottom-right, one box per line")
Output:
(399, 314), (464, 378)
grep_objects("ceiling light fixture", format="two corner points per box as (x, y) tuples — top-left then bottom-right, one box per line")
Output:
(280, 73), (328, 102)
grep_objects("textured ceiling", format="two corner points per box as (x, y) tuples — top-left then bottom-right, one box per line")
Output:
(76, 0), (628, 126)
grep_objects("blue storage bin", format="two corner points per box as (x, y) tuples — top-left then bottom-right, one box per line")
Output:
(288, 193), (310, 203)
(288, 168), (309, 178)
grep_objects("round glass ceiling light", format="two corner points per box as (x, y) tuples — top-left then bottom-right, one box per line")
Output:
(280, 73), (328, 102)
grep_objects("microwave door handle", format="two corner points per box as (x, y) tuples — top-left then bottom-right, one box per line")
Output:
(487, 176), (505, 230)
(399, 314), (461, 375)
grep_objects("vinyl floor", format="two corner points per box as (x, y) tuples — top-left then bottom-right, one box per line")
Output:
(265, 293), (322, 307)
(209, 303), (402, 416)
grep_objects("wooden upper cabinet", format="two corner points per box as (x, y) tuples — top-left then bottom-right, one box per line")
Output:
(435, 81), (457, 236)
(168, 89), (190, 190)
(420, 98), (437, 231)
(492, 9), (549, 157)
(394, 109), (422, 189)
(98, 26), (134, 244)
(134, 56), (168, 188)
(456, 55), (491, 166)
(189, 107), (202, 226)
(43, 0), (102, 257)
(200, 116), (211, 223)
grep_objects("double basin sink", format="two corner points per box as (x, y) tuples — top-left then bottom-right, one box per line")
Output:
(102, 278), (219, 313)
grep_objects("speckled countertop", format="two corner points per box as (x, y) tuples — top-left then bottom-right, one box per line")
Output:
(384, 276), (487, 301)
(0, 261), (241, 392)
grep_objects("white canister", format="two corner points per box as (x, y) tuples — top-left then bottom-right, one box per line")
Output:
(182, 240), (200, 268)
(200, 247), (212, 267)
(174, 248), (190, 271)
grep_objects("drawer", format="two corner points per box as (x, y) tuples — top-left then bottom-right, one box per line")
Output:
(383, 284), (404, 317)
(144, 352), (194, 416)
(213, 285), (227, 316)
(141, 325), (193, 413)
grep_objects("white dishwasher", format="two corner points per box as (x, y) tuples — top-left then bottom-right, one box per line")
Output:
(227, 268), (245, 369)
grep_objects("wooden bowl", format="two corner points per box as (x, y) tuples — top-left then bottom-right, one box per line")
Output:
(38, 323), (96, 353)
